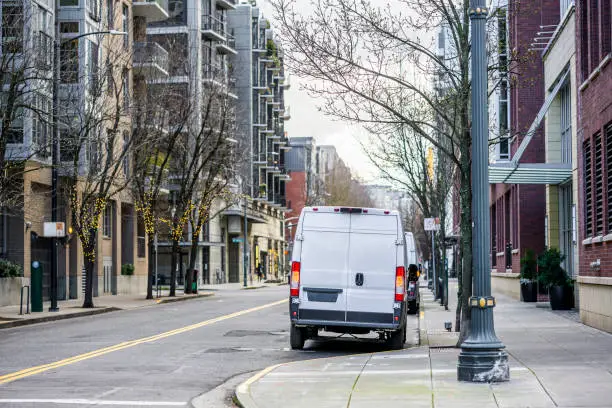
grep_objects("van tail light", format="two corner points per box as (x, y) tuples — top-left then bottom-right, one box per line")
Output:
(395, 266), (405, 301)
(290, 261), (301, 297)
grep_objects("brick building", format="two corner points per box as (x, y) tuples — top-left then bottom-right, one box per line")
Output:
(489, 0), (560, 297)
(575, 0), (612, 332)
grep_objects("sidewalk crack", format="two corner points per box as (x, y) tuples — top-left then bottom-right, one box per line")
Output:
(346, 354), (372, 408)
(505, 349), (558, 407)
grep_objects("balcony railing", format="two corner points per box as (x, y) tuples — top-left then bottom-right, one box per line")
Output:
(216, 30), (236, 54)
(202, 15), (226, 41)
(133, 41), (169, 78)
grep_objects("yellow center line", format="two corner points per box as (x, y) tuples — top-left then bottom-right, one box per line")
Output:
(0, 298), (288, 385)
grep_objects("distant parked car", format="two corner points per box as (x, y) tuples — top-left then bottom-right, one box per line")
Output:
(404, 232), (420, 314)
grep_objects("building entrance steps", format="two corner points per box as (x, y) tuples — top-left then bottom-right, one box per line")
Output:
(235, 279), (612, 408)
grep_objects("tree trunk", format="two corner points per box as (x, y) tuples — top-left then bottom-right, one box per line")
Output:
(82, 248), (95, 308)
(457, 157), (473, 346)
(184, 244), (198, 294)
(455, 240), (463, 332)
(146, 235), (154, 299)
(169, 241), (178, 297)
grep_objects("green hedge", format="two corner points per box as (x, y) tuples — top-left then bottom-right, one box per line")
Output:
(0, 259), (23, 278)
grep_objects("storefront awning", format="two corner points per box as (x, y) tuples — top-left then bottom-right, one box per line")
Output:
(222, 209), (267, 224)
(489, 162), (572, 184)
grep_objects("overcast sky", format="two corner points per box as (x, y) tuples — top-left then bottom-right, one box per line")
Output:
(256, 0), (380, 182)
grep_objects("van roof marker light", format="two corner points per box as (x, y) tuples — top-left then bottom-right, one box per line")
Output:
(363, 209), (368, 213)
(334, 208), (339, 212)
(384, 210), (390, 215)
(313, 208), (318, 211)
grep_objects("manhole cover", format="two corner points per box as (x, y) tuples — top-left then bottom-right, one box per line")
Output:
(224, 330), (270, 337)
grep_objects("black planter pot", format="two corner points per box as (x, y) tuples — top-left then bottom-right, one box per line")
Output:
(549, 285), (573, 310)
(520, 281), (538, 302)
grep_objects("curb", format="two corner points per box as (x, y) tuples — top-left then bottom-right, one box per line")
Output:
(0, 307), (121, 329)
(235, 364), (284, 408)
(156, 292), (215, 304)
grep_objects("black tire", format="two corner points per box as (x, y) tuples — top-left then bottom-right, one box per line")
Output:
(290, 324), (305, 350)
(388, 326), (405, 350)
(407, 299), (418, 315)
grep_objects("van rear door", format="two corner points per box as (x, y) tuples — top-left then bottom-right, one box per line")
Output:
(297, 211), (350, 322)
(346, 212), (399, 324)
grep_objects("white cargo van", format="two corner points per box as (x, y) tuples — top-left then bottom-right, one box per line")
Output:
(288, 206), (408, 350)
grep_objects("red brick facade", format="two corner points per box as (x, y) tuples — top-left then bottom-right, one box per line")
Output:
(576, 0), (612, 278)
(490, 0), (559, 272)
(285, 171), (307, 221)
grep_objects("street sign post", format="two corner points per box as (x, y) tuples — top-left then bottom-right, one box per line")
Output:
(424, 217), (441, 298)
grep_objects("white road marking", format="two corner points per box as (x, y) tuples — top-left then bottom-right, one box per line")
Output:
(0, 399), (186, 406)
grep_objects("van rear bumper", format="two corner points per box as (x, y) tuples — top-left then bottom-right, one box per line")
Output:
(294, 319), (401, 330)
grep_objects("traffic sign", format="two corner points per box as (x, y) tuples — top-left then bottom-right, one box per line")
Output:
(232, 237), (244, 243)
(424, 217), (441, 231)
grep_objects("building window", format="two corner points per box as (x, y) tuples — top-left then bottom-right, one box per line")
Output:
(584, 140), (593, 237)
(122, 131), (130, 177)
(137, 216), (145, 258)
(560, 84), (572, 163)
(89, 42), (100, 94)
(1, 1), (24, 53)
(607, 123), (612, 233)
(1, 94), (24, 143)
(103, 203), (112, 237)
(497, 8), (509, 161)
(60, 129), (78, 162)
(122, 4), (128, 49)
(87, 0), (101, 21)
(560, 0), (574, 16)
(60, 23), (80, 83)
(60, 0), (79, 6)
(32, 94), (52, 157)
(106, 60), (114, 95)
(122, 68), (129, 112)
(107, 0), (114, 28)
(594, 133), (604, 235)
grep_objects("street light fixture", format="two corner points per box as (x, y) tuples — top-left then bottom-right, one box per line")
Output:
(456, 1), (509, 382)
(49, 26), (127, 312)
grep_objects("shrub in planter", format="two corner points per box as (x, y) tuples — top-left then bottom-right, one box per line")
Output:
(537, 248), (573, 310)
(121, 264), (135, 276)
(520, 249), (538, 302)
(0, 259), (23, 278)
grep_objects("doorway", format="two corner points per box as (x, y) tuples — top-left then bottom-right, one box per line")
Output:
(228, 240), (240, 283)
(559, 183), (574, 277)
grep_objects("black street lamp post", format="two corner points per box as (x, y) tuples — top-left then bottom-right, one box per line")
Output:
(457, 1), (510, 382)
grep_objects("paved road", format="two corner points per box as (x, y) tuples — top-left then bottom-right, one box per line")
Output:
(0, 286), (419, 407)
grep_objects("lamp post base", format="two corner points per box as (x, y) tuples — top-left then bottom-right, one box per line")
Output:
(457, 348), (510, 382)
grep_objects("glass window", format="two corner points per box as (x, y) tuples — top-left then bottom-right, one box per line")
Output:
(89, 42), (100, 93)
(60, 0), (79, 7)
(107, 0), (114, 28)
(1, 2), (24, 53)
(560, 84), (572, 163)
(122, 131), (130, 177)
(122, 68), (129, 112)
(60, 129), (78, 162)
(103, 203), (112, 237)
(122, 4), (129, 49)
(60, 40), (79, 83)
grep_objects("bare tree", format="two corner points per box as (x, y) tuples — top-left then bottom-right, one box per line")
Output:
(1, 1), (54, 215)
(269, 0), (474, 339)
(59, 40), (138, 308)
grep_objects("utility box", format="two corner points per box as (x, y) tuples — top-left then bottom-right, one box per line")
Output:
(31, 261), (43, 312)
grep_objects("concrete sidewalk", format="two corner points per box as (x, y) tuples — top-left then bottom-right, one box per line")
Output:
(0, 290), (214, 329)
(235, 280), (612, 407)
